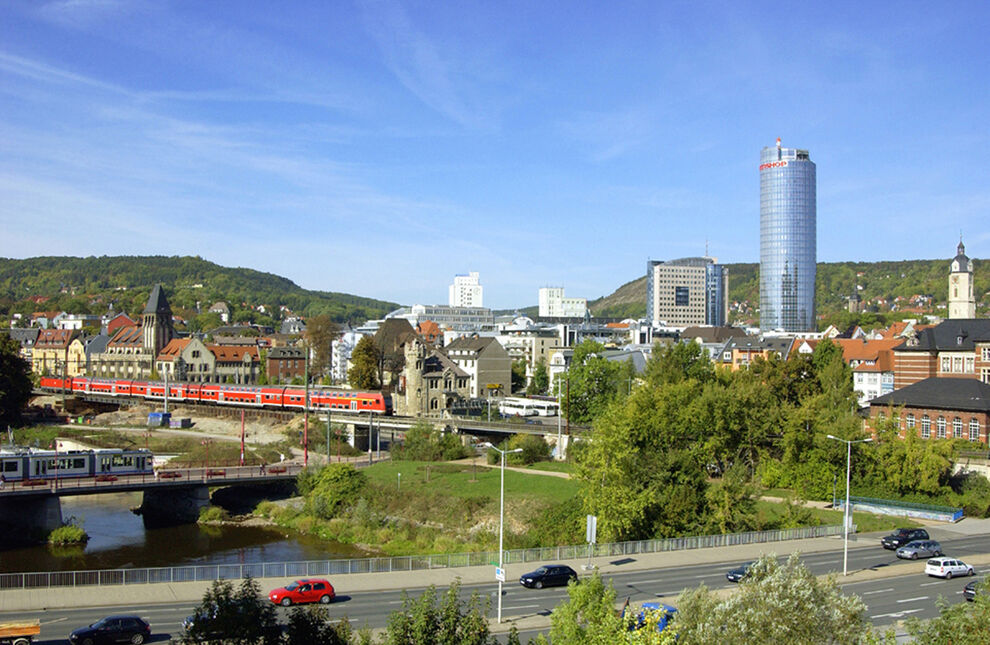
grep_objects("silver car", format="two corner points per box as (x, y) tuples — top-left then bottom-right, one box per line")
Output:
(896, 539), (942, 560)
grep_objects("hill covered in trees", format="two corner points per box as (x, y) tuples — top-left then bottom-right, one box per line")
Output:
(0, 256), (399, 326)
(589, 258), (989, 327)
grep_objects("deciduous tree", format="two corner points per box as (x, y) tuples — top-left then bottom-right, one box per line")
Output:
(382, 582), (494, 645)
(348, 335), (380, 389)
(306, 314), (340, 379)
(0, 332), (32, 429)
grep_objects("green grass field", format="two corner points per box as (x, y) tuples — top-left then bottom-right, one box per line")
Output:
(753, 500), (920, 533)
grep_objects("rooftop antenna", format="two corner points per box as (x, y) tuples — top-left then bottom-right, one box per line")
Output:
(705, 238), (709, 257)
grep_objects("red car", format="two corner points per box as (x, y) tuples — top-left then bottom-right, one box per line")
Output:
(268, 579), (335, 606)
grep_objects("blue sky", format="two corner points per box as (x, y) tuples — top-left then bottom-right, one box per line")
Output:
(1, 1), (987, 310)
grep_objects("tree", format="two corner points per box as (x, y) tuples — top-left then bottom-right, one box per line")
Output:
(396, 420), (465, 461)
(670, 554), (886, 645)
(183, 577), (281, 645)
(284, 606), (353, 644)
(527, 358), (550, 395)
(562, 340), (625, 424)
(348, 335), (380, 389)
(307, 463), (368, 519)
(381, 581), (494, 645)
(0, 332), (32, 429)
(643, 340), (714, 387)
(534, 571), (626, 645)
(306, 314), (339, 379)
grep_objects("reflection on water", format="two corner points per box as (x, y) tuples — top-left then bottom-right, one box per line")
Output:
(0, 492), (369, 573)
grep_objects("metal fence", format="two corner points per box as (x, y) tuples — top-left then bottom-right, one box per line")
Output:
(0, 524), (847, 590)
(844, 496), (963, 522)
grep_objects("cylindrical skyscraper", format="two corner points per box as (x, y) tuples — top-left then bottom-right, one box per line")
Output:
(759, 138), (816, 332)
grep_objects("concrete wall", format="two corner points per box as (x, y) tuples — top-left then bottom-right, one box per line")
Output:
(0, 495), (63, 545)
(139, 485), (211, 525)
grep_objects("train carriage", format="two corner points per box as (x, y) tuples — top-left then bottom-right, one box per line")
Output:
(0, 448), (153, 481)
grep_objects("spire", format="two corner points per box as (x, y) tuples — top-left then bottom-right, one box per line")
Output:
(958, 235), (966, 257)
(143, 284), (172, 316)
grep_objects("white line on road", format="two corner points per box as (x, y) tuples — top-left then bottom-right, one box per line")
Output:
(897, 596), (929, 604)
(920, 581), (945, 587)
(860, 588), (894, 596)
(503, 604), (541, 611)
(871, 608), (923, 620)
(41, 617), (67, 625)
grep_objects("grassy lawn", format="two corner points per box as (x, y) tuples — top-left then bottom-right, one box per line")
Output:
(526, 461), (575, 475)
(363, 460), (580, 505)
(753, 500), (920, 533)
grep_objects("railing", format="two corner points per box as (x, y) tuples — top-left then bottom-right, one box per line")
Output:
(841, 496), (963, 522)
(0, 524), (848, 590)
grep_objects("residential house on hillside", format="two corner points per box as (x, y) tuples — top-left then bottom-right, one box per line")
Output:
(209, 302), (230, 324)
(868, 377), (989, 444)
(57, 314), (101, 331)
(280, 317), (306, 335)
(155, 337), (259, 384)
(792, 337), (904, 406)
(105, 312), (136, 335)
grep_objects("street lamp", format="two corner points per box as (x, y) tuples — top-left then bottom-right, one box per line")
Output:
(482, 441), (522, 624)
(827, 434), (873, 576)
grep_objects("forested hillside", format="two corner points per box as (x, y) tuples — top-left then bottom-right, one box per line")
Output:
(0, 256), (398, 325)
(589, 259), (988, 326)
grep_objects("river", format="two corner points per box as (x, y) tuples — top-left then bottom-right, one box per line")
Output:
(0, 492), (370, 573)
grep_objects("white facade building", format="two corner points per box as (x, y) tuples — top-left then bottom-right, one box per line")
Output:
(332, 331), (369, 383)
(538, 287), (587, 318)
(449, 272), (483, 308)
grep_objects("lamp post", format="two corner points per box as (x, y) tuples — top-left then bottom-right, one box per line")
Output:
(482, 442), (522, 624)
(827, 434), (873, 576)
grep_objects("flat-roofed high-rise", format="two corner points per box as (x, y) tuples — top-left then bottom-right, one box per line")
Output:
(759, 138), (816, 332)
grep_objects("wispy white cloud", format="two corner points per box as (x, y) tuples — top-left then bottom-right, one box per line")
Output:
(555, 106), (656, 162)
(359, 0), (493, 129)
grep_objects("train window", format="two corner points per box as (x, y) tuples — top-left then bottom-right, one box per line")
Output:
(72, 458), (85, 469)
(3, 461), (17, 472)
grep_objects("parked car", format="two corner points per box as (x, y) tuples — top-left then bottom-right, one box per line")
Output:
(964, 578), (985, 601)
(896, 540), (942, 560)
(267, 578), (335, 606)
(628, 602), (678, 633)
(881, 528), (930, 550)
(726, 561), (754, 583)
(519, 565), (578, 589)
(69, 615), (151, 644)
(925, 557), (976, 579)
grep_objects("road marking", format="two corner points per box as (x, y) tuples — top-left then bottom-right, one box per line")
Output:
(41, 617), (67, 625)
(897, 596), (928, 603)
(503, 604), (541, 610)
(920, 581), (945, 587)
(860, 588), (894, 596)
(871, 608), (923, 619)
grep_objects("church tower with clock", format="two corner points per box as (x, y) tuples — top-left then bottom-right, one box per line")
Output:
(948, 239), (976, 319)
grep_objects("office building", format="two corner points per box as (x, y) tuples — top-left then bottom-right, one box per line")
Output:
(449, 272), (483, 308)
(646, 257), (728, 327)
(760, 138), (817, 332)
(538, 287), (587, 318)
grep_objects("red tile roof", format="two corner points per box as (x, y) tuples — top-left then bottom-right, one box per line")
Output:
(209, 345), (259, 362)
(35, 328), (76, 349)
(156, 338), (191, 362)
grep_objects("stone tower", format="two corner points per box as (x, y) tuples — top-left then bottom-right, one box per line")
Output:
(948, 240), (976, 319)
(142, 284), (174, 356)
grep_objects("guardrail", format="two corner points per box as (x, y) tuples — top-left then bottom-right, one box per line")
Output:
(0, 524), (848, 590)
(840, 496), (963, 523)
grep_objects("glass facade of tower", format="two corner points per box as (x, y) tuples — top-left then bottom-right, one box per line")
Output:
(760, 143), (816, 331)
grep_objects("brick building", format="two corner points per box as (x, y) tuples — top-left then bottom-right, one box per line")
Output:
(892, 319), (990, 389)
(868, 377), (990, 444)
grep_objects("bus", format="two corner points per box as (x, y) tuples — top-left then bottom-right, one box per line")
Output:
(499, 397), (559, 417)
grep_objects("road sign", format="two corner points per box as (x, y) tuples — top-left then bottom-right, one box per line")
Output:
(586, 514), (598, 544)
(495, 566), (505, 582)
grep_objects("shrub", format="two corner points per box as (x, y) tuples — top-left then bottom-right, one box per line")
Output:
(48, 523), (88, 546)
(198, 505), (230, 523)
(307, 464), (367, 520)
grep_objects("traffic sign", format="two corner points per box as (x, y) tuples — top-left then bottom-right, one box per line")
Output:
(495, 567), (505, 582)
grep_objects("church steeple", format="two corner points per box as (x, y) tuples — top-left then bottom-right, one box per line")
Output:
(142, 284), (174, 356)
(948, 239), (975, 319)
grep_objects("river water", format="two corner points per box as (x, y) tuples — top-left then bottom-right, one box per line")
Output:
(0, 492), (370, 573)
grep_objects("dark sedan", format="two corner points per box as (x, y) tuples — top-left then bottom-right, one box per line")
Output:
(881, 528), (929, 550)
(519, 565), (578, 589)
(726, 562), (754, 583)
(964, 578), (986, 602)
(69, 615), (151, 644)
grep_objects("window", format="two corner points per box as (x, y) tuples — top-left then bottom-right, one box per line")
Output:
(983, 347), (990, 361)
(969, 418), (980, 442)
(941, 356), (951, 372)
(937, 416), (946, 439)
(966, 356), (975, 373)
(953, 417), (963, 438)
(906, 414), (915, 429)
(921, 416), (931, 438)
(953, 356), (963, 372)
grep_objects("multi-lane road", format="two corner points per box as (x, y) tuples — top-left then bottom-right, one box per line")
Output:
(4, 532), (987, 644)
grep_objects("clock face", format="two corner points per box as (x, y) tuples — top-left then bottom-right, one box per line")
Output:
(952, 276), (959, 284)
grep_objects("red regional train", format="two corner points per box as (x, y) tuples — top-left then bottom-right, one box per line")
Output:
(38, 377), (392, 415)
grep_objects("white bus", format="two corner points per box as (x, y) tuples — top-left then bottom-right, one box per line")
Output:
(499, 397), (559, 417)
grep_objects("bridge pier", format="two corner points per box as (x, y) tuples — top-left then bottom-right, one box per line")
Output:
(0, 494), (63, 545)
(139, 485), (211, 525)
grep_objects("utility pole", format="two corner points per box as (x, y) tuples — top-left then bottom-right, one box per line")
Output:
(303, 343), (309, 467)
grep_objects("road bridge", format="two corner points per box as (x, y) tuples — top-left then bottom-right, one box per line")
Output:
(0, 464), (303, 545)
